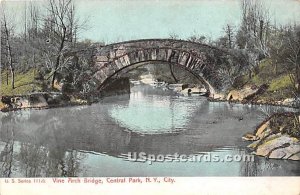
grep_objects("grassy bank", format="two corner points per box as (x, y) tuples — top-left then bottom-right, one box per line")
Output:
(239, 59), (295, 102)
(0, 69), (44, 110)
(0, 69), (43, 96)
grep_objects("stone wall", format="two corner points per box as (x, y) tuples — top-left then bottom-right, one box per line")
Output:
(0, 93), (71, 112)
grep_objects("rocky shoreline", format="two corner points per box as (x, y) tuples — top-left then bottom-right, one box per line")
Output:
(207, 97), (299, 109)
(210, 84), (300, 161)
(1, 83), (299, 112)
(0, 92), (90, 112)
(208, 84), (299, 109)
(242, 112), (300, 161)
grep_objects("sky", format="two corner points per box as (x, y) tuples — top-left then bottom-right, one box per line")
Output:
(3, 0), (300, 43)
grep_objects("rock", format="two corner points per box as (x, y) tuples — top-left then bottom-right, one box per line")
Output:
(255, 134), (299, 157)
(245, 112), (300, 161)
(227, 90), (242, 101)
(268, 148), (287, 159)
(255, 120), (271, 139)
(29, 94), (48, 108)
(212, 93), (225, 100)
(0, 101), (9, 111)
(256, 99), (267, 104)
(288, 153), (300, 160)
(70, 96), (88, 104)
(9, 94), (46, 109)
(14, 97), (30, 108)
(174, 87), (183, 92)
(282, 98), (297, 106)
(247, 139), (261, 149)
(227, 84), (267, 102)
(168, 84), (184, 90)
(180, 88), (190, 95)
(3, 94), (49, 109)
(0, 92), (88, 112)
(269, 144), (300, 160)
(1, 96), (11, 105)
(46, 93), (70, 106)
(190, 87), (201, 93)
(242, 133), (259, 141)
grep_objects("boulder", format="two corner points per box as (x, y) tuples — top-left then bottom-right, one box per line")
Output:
(242, 133), (259, 141)
(289, 153), (300, 160)
(0, 101), (8, 111)
(282, 98), (299, 107)
(247, 139), (261, 149)
(227, 84), (267, 101)
(13, 96), (30, 108)
(255, 120), (271, 139)
(245, 112), (300, 161)
(173, 87), (182, 92)
(2, 94), (49, 110)
(255, 134), (299, 157)
(269, 144), (300, 160)
(212, 93), (225, 100)
(227, 90), (242, 101)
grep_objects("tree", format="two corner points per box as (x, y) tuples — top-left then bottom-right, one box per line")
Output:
(235, 0), (271, 79)
(187, 32), (206, 44)
(224, 24), (235, 49)
(284, 26), (300, 94)
(169, 32), (179, 40)
(1, 4), (16, 89)
(238, 0), (271, 56)
(43, 0), (81, 89)
(27, 2), (41, 72)
(217, 63), (241, 88)
(268, 26), (286, 74)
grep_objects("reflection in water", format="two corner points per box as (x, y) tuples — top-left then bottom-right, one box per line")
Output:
(0, 85), (299, 177)
(109, 87), (202, 134)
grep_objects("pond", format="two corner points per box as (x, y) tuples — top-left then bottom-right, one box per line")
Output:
(0, 85), (299, 177)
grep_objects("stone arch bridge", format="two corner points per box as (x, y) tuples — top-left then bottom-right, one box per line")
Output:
(85, 39), (244, 97)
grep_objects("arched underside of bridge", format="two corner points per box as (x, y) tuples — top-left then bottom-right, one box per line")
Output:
(97, 60), (215, 95)
(93, 48), (216, 95)
(106, 60), (209, 84)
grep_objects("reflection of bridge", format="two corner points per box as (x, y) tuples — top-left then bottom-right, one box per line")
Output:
(89, 39), (244, 96)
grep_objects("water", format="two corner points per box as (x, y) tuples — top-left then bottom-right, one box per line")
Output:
(0, 85), (299, 177)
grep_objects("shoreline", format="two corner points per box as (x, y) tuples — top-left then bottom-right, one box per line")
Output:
(0, 92), (91, 113)
(1, 92), (299, 113)
(1, 90), (300, 161)
(207, 97), (299, 109)
(242, 112), (300, 161)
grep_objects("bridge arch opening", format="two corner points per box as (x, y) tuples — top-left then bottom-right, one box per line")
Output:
(97, 60), (215, 96)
